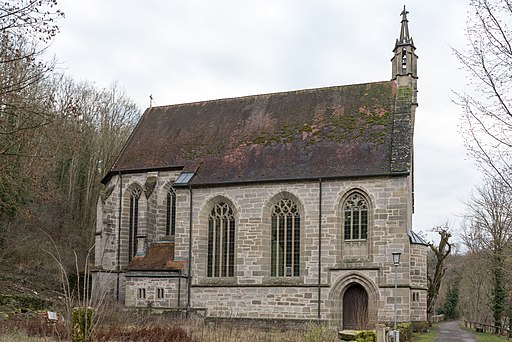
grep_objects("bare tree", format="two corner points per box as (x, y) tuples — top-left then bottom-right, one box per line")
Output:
(0, 0), (63, 221)
(0, 0), (64, 118)
(461, 178), (512, 330)
(49, 78), (139, 248)
(0, 0), (63, 41)
(454, 0), (512, 190)
(458, 251), (493, 323)
(427, 225), (452, 323)
(1, 74), (139, 279)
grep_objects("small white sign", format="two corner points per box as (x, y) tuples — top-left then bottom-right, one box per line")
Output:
(47, 311), (57, 321)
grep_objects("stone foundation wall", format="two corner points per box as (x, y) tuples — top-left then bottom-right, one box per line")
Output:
(125, 275), (188, 308)
(191, 286), (322, 320)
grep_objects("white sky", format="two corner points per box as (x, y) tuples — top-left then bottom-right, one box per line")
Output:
(46, 0), (481, 241)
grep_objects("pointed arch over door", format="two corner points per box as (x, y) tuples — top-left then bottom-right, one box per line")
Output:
(342, 283), (369, 330)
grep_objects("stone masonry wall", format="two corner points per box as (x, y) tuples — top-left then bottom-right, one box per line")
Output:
(125, 275), (188, 308)
(192, 286), (328, 319)
(96, 171), (426, 323)
(95, 171), (183, 272)
(409, 243), (428, 321)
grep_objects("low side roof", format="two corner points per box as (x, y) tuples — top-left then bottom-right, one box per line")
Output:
(127, 242), (185, 271)
(106, 81), (402, 185)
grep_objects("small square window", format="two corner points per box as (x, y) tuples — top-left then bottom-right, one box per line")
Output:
(138, 288), (146, 299)
(157, 288), (165, 299)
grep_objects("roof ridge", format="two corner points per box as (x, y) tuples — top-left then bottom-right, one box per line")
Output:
(149, 80), (393, 111)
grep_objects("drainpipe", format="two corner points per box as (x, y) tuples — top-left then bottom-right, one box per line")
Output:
(177, 269), (181, 309)
(116, 172), (122, 302)
(317, 178), (322, 320)
(186, 185), (193, 317)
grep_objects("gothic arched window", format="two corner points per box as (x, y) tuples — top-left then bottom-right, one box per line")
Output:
(271, 199), (300, 277)
(165, 188), (176, 236)
(343, 193), (368, 240)
(129, 188), (142, 260)
(207, 203), (235, 277)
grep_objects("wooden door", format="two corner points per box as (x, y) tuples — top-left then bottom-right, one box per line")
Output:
(342, 284), (369, 329)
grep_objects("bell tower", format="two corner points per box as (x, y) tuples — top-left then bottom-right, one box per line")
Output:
(391, 6), (418, 105)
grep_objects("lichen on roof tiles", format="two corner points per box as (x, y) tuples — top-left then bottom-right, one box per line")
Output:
(105, 80), (410, 184)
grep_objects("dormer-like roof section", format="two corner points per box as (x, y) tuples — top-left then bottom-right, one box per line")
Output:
(105, 80), (410, 185)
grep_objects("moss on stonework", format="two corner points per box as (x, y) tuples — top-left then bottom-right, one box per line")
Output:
(396, 86), (413, 102)
(144, 176), (158, 199)
(245, 108), (390, 147)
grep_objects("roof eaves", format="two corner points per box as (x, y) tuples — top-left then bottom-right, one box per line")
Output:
(101, 165), (185, 184)
(188, 171), (410, 188)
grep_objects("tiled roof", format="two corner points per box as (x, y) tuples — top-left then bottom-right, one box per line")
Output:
(105, 80), (409, 184)
(127, 242), (185, 271)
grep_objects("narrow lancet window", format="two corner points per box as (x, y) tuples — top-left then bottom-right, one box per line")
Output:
(207, 203), (235, 277)
(129, 188), (142, 260)
(271, 199), (300, 277)
(165, 188), (176, 236)
(401, 47), (407, 73)
(344, 193), (368, 240)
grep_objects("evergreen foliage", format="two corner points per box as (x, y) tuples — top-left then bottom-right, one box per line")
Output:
(440, 275), (460, 319)
(71, 307), (93, 342)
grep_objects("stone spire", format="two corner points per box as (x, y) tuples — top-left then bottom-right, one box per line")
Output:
(397, 6), (414, 46)
(391, 6), (418, 103)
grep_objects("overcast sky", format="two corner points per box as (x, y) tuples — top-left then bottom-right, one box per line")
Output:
(46, 0), (481, 241)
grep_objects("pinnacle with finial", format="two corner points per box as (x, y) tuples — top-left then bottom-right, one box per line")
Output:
(401, 5), (409, 22)
(398, 5), (413, 46)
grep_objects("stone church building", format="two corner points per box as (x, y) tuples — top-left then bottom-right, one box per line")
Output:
(93, 8), (428, 328)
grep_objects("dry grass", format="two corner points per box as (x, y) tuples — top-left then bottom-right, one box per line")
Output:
(0, 307), (340, 342)
(0, 332), (51, 342)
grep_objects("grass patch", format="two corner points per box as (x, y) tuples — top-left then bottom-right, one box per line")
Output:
(413, 324), (438, 342)
(467, 329), (509, 342)
(474, 333), (509, 342)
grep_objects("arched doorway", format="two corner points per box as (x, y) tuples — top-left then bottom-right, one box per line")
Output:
(342, 283), (369, 329)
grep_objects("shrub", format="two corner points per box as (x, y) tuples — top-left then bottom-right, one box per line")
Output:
(28, 316), (68, 340)
(72, 307), (93, 342)
(355, 330), (376, 342)
(397, 323), (412, 342)
(4, 313), (69, 340)
(409, 321), (429, 332)
(304, 323), (338, 342)
(94, 325), (192, 342)
(338, 330), (376, 341)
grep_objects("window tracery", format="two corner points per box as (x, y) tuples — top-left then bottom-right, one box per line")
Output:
(343, 193), (368, 240)
(207, 202), (235, 277)
(271, 199), (300, 277)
